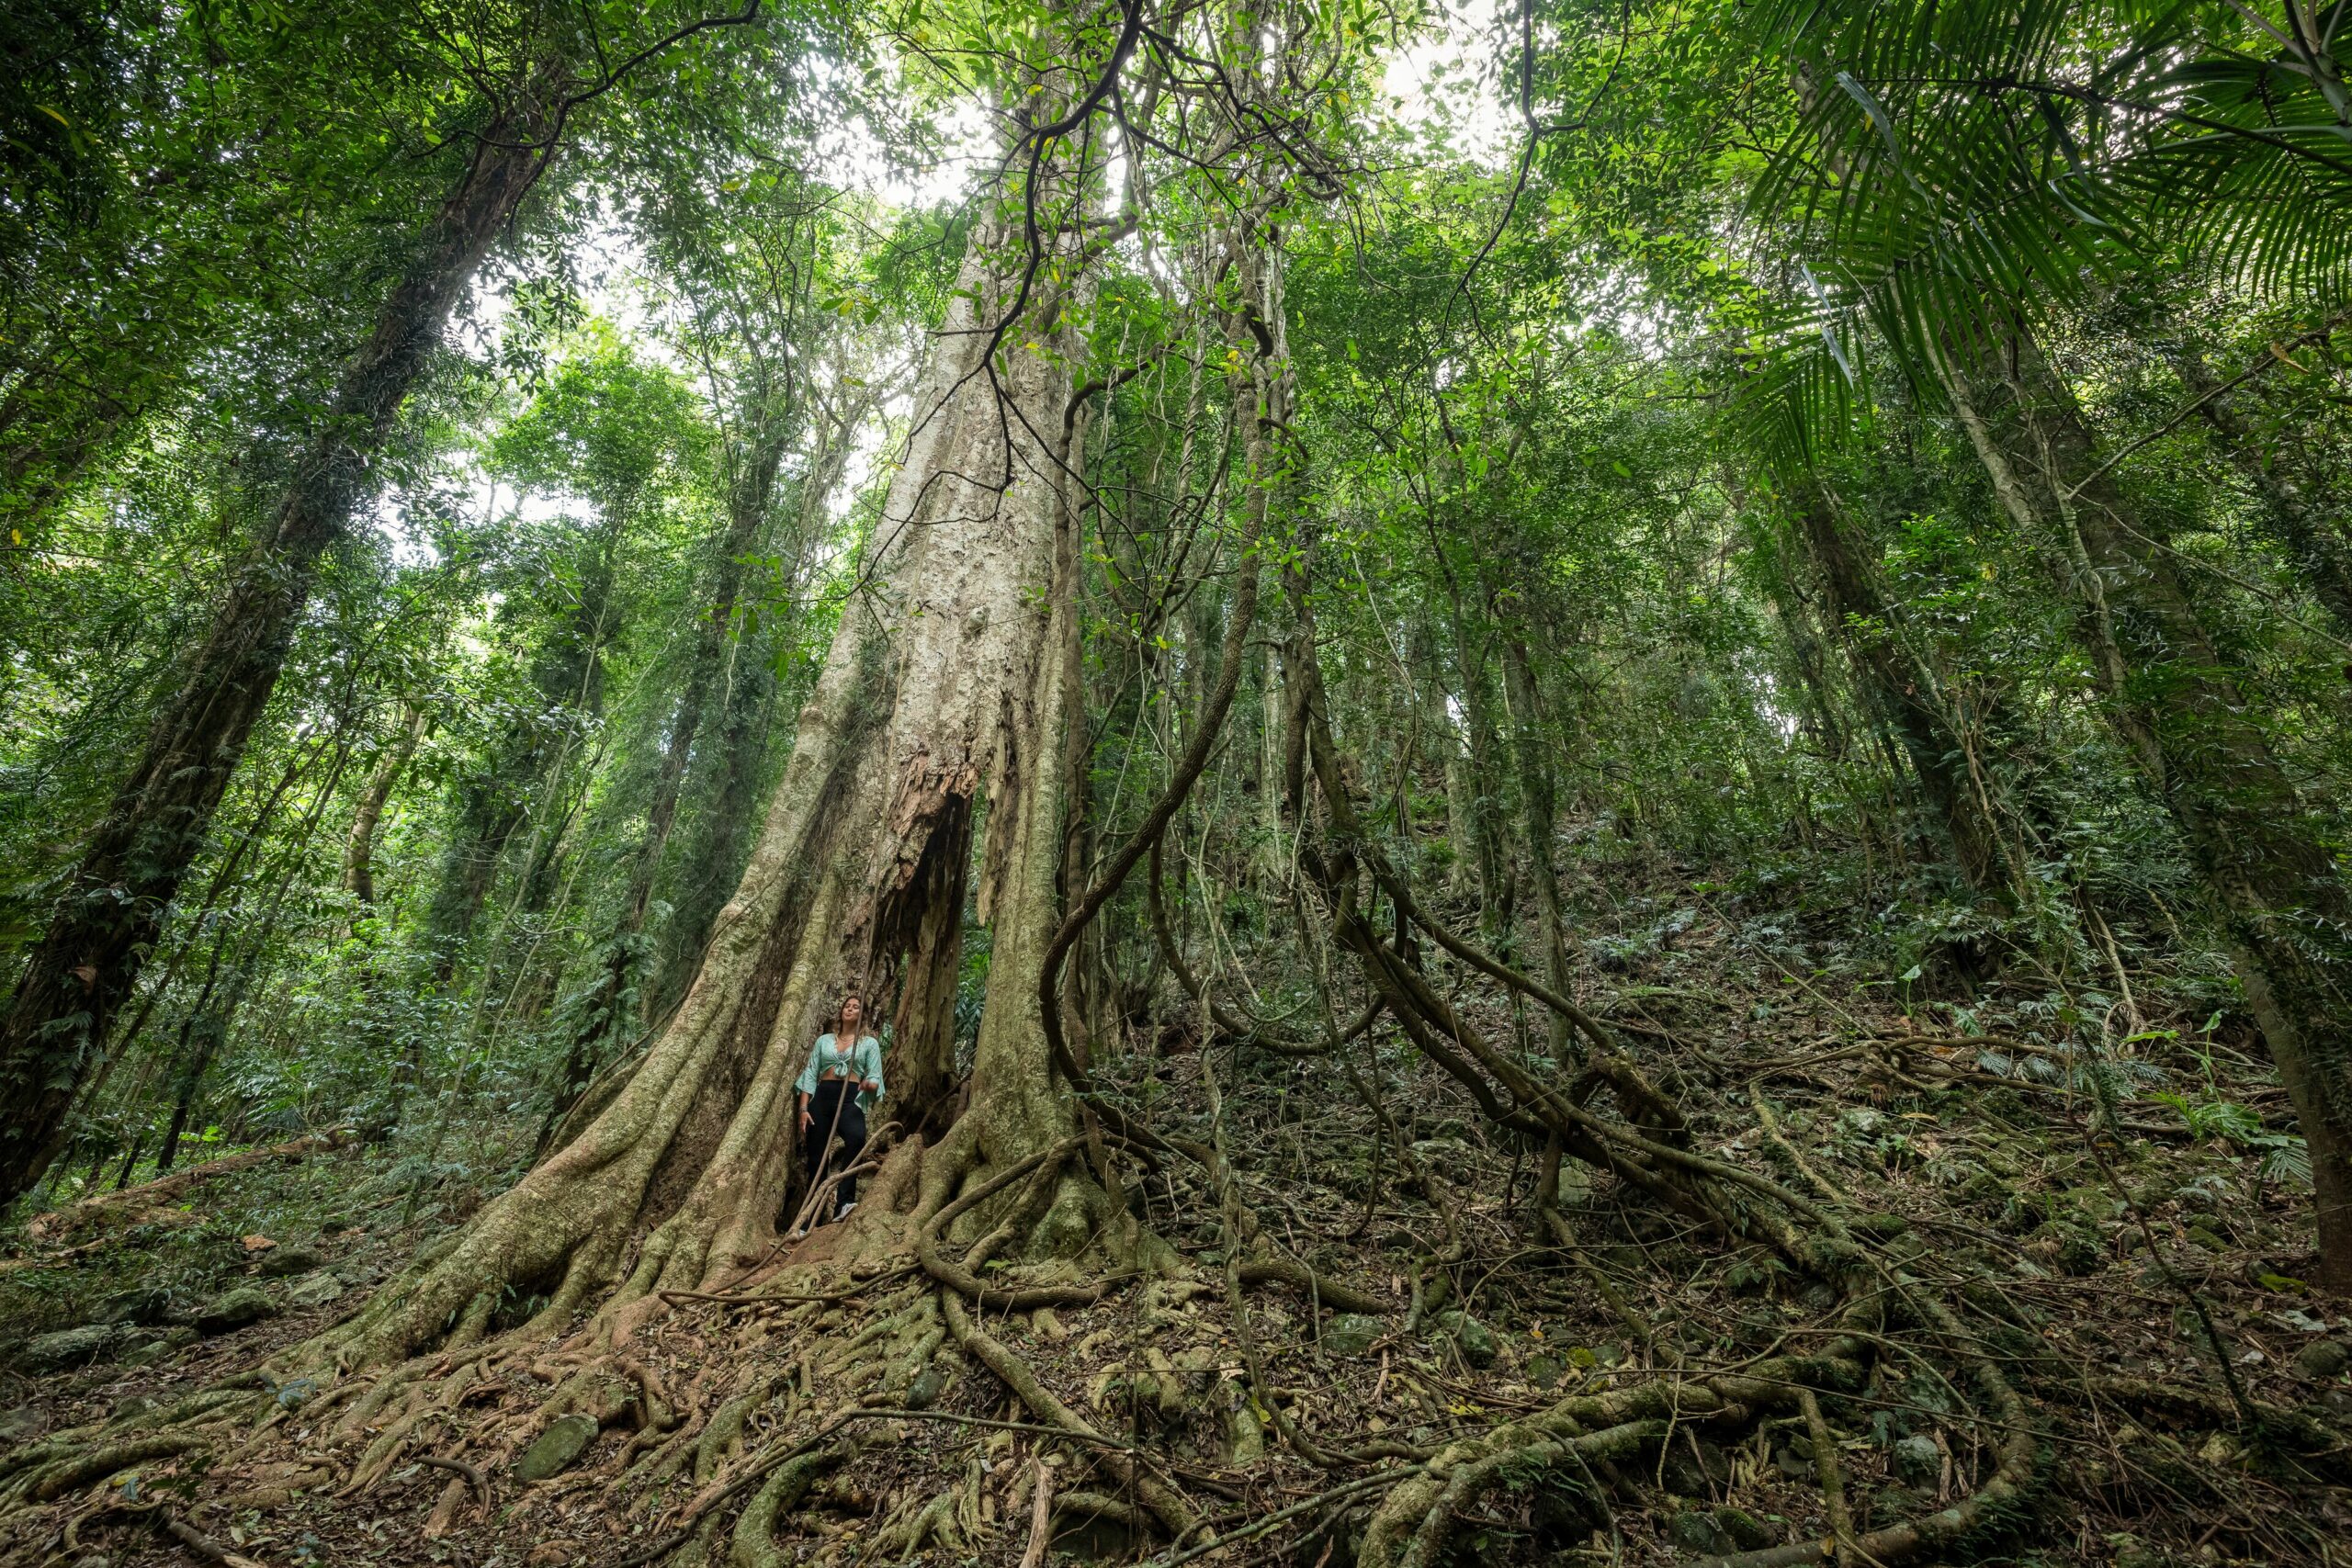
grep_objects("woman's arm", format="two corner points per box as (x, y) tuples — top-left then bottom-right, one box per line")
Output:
(795, 1036), (825, 1128)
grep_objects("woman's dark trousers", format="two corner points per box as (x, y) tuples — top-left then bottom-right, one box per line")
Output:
(805, 1080), (866, 1217)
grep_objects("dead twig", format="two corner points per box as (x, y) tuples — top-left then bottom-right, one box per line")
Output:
(1017, 1457), (1054, 1568)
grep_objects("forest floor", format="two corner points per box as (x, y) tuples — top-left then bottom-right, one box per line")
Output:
(6, 880), (2351, 1568)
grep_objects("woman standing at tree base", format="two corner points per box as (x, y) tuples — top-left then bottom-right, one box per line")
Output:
(793, 992), (882, 1234)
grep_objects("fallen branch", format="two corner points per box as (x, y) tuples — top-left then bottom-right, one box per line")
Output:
(28, 1128), (355, 1244)
(158, 1507), (267, 1567)
(1235, 1256), (1387, 1316)
(49, 1499), (263, 1568)
(1018, 1457), (1055, 1568)
(1798, 1388), (1855, 1568)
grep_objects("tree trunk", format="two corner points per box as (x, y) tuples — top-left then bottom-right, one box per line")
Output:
(650, 407), (859, 1017)
(424, 500), (626, 987)
(1259, 640), (1287, 877)
(159, 725), (356, 1171)
(627, 431), (791, 939)
(343, 701), (427, 923)
(1787, 478), (2015, 897)
(1759, 548), (1850, 762)
(1442, 748), (1482, 897)
(1498, 633), (1578, 1066)
(1400, 620), (1473, 902)
(0, 378), (133, 540)
(540, 431), (793, 1145)
(311, 177), (1096, 1367)
(650, 623), (779, 1011)
(418, 783), (531, 987)
(2175, 349), (2352, 643)
(1946, 323), (2352, 1291)
(1446, 626), (1515, 931)
(0, 88), (562, 1205)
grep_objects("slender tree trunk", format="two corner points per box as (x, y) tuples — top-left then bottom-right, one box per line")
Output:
(1946, 323), (2352, 1290)
(1445, 626), (1514, 931)
(2175, 350), (2352, 642)
(339, 700), (427, 1134)
(1259, 641), (1286, 874)
(0, 380), (133, 539)
(1442, 747), (1481, 897)
(61, 732), (332, 1169)
(1498, 633), (1578, 1066)
(419, 785), (532, 986)
(1787, 479), (2015, 896)
(155, 1019), (224, 1175)
(628, 435), (789, 936)
(1402, 620), (1474, 901)
(1761, 555), (1849, 762)
(543, 432), (795, 1145)
(650, 619), (778, 1010)
(343, 701), (428, 924)
(650, 413), (858, 1016)
(426, 502), (625, 989)
(0, 85), (562, 1204)
(151, 924), (242, 1179)
(154, 723), (356, 1170)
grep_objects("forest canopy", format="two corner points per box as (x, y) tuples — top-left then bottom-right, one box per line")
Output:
(3, 1), (2352, 1565)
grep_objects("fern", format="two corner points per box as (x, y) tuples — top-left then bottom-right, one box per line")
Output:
(2152, 1091), (2311, 1188)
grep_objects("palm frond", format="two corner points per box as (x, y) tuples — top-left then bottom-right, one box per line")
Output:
(1724, 0), (2352, 454)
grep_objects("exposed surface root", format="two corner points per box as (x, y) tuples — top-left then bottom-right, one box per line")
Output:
(938, 1288), (1196, 1539)
(5, 912), (2346, 1568)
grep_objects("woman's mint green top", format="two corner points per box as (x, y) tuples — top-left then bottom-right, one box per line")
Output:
(796, 1032), (884, 1111)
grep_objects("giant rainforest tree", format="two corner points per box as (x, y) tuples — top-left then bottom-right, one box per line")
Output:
(13, 0), (2352, 1563)
(303, 0), (1374, 1369)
